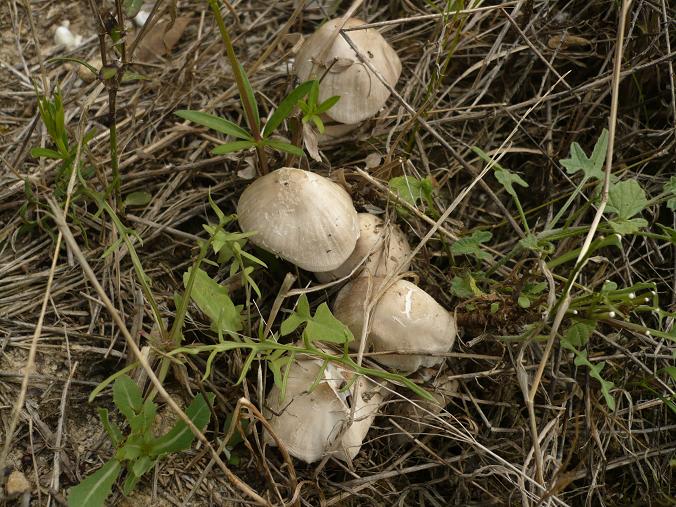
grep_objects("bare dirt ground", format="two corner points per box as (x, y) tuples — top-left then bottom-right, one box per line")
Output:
(1, 0), (675, 506)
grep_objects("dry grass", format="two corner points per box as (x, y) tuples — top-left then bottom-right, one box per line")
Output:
(1, 0), (675, 505)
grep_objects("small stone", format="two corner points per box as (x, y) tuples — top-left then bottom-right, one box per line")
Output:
(6, 470), (30, 496)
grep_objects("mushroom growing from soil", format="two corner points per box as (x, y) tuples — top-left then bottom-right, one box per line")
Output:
(333, 278), (456, 372)
(264, 358), (383, 463)
(237, 167), (359, 272)
(294, 17), (401, 125)
(315, 213), (411, 282)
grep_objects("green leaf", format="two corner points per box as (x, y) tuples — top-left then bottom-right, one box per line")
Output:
(129, 399), (157, 435)
(494, 167), (529, 199)
(183, 268), (242, 336)
(664, 176), (676, 211)
(262, 80), (314, 138)
(388, 175), (435, 209)
(607, 180), (648, 220)
(121, 71), (149, 83)
(124, 191), (152, 207)
(67, 459), (121, 507)
(263, 139), (304, 157)
(563, 320), (596, 348)
(305, 303), (353, 344)
(113, 375), (143, 423)
(238, 63), (260, 131)
(609, 217), (648, 235)
(98, 408), (123, 446)
(100, 66), (118, 80)
(149, 393), (214, 456)
(212, 140), (256, 154)
(450, 273), (484, 299)
(316, 95), (341, 114)
(559, 129), (608, 180)
(450, 230), (493, 261)
(131, 456), (156, 479)
(31, 147), (64, 159)
(174, 110), (252, 140)
(122, 473), (140, 496)
(517, 295), (531, 308)
(123, 0), (144, 17)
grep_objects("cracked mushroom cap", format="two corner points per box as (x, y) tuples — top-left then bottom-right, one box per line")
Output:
(237, 168), (359, 272)
(294, 17), (402, 125)
(264, 358), (383, 463)
(316, 213), (411, 282)
(333, 278), (457, 372)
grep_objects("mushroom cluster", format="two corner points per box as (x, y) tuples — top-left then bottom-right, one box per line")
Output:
(232, 13), (457, 464)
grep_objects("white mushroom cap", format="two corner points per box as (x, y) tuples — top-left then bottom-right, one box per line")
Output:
(294, 18), (402, 125)
(264, 358), (382, 463)
(316, 213), (411, 282)
(333, 278), (456, 372)
(237, 168), (359, 272)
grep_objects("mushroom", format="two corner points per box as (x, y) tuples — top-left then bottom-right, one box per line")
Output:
(264, 358), (383, 463)
(237, 168), (359, 272)
(54, 21), (83, 51)
(315, 213), (411, 282)
(77, 57), (102, 83)
(294, 17), (401, 125)
(333, 278), (456, 372)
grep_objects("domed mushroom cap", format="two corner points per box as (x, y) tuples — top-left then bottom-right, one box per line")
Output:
(294, 17), (402, 125)
(264, 358), (382, 463)
(237, 168), (359, 272)
(316, 213), (411, 282)
(333, 278), (456, 372)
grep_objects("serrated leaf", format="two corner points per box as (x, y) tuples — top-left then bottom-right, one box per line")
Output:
(563, 320), (596, 348)
(451, 230), (493, 261)
(263, 139), (304, 157)
(388, 175), (435, 209)
(262, 80), (314, 138)
(129, 399), (157, 435)
(67, 459), (121, 507)
(212, 140), (255, 155)
(149, 393), (214, 456)
(450, 273), (484, 299)
(124, 191), (152, 207)
(607, 180), (648, 220)
(494, 167), (529, 199)
(183, 268), (242, 336)
(113, 375), (143, 423)
(609, 217), (648, 235)
(98, 408), (123, 446)
(174, 110), (252, 140)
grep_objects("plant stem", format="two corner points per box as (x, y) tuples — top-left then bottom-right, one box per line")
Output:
(207, 0), (268, 174)
(109, 88), (121, 209)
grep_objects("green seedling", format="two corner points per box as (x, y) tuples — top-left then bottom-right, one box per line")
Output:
(296, 80), (340, 134)
(388, 175), (436, 217)
(68, 375), (213, 507)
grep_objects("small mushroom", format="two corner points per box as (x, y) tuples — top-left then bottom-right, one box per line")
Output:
(316, 213), (411, 282)
(294, 17), (401, 125)
(77, 57), (102, 83)
(264, 358), (382, 463)
(237, 168), (359, 272)
(333, 278), (456, 372)
(54, 21), (83, 51)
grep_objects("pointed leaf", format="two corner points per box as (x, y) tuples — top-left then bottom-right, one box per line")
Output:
(97, 408), (123, 446)
(212, 140), (255, 154)
(174, 110), (252, 140)
(67, 459), (121, 507)
(263, 139), (304, 157)
(31, 147), (64, 160)
(183, 268), (242, 336)
(305, 303), (354, 345)
(113, 375), (143, 422)
(238, 63), (260, 131)
(149, 393), (214, 456)
(262, 81), (314, 138)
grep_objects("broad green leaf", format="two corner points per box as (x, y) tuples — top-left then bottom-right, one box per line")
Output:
(559, 129), (608, 180)
(494, 167), (529, 199)
(67, 459), (121, 507)
(263, 139), (304, 157)
(664, 176), (676, 211)
(305, 303), (353, 344)
(174, 110), (252, 140)
(31, 147), (64, 159)
(451, 230), (493, 261)
(212, 140), (256, 154)
(388, 175), (435, 209)
(124, 191), (152, 207)
(450, 273), (484, 299)
(183, 268), (242, 336)
(129, 399), (157, 435)
(563, 320), (596, 348)
(149, 393), (214, 456)
(607, 180), (648, 220)
(280, 294), (311, 336)
(98, 408), (123, 446)
(262, 80), (314, 137)
(609, 217), (648, 235)
(113, 375), (143, 422)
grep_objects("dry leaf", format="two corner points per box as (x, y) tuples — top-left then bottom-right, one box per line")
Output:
(137, 16), (190, 60)
(547, 34), (591, 50)
(303, 122), (321, 162)
(365, 152), (382, 169)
